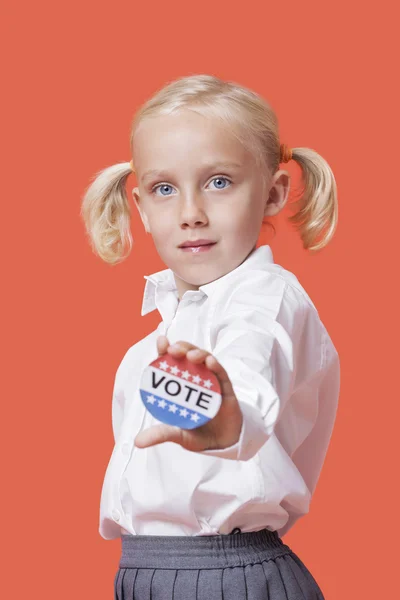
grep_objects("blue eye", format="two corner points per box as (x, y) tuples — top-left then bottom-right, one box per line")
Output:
(209, 176), (231, 190)
(153, 184), (174, 196)
(151, 176), (231, 196)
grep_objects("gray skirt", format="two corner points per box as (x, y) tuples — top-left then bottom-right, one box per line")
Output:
(114, 528), (325, 599)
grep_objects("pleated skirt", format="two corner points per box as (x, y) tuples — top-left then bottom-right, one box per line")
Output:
(114, 527), (325, 599)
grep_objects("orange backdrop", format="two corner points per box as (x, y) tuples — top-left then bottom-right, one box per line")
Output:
(1, 0), (399, 598)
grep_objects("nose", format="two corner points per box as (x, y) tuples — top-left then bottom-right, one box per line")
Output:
(179, 191), (208, 228)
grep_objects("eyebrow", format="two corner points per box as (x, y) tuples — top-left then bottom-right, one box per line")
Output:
(141, 162), (243, 183)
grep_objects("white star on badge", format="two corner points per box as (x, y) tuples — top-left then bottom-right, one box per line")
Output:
(170, 365), (180, 376)
(179, 408), (189, 418)
(180, 370), (191, 380)
(146, 395), (156, 404)
(168, 404), (178, 413)
(158, 360), (170, 371)
(190, 413), (200, 422)
(158, 399), (167, 409)
(202, 379), (213, 389)
(192, 374), (202, 384)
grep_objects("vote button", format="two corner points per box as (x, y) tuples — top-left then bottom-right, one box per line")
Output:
(139, 354), (222, 429)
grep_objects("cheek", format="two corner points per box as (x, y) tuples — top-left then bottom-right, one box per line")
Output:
(224, 196), (260, 227)
(147, 211), (175, 245)
(147, 205), (171, 229)
(228, 204), (264, 240)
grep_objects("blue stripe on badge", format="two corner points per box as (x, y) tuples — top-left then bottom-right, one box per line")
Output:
(140, 389), (211, 429)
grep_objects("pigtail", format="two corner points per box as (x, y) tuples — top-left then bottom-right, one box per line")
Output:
(287, 148), (338, 252)
(80, 162), (133, 264)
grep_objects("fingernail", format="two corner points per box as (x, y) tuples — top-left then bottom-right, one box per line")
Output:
(189, 349), (202, 356)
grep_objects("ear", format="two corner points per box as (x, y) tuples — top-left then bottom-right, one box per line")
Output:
(263, 170), (291, 217)
(132, 187), (151, 234)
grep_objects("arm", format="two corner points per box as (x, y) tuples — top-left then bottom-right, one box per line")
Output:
(134, 280), (313, 461)
(200, 282), (306, 461)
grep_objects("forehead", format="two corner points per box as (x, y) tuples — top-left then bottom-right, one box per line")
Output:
(133, 110), (249, 168)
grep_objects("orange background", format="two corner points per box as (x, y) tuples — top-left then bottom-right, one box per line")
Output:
(1, 1), (399, 598)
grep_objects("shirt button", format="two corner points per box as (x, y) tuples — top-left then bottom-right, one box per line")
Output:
(121, 442), (131, 456)
(112, 509), (121, 522)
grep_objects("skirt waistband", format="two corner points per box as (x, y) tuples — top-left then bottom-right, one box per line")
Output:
(119, 528), (292, 569)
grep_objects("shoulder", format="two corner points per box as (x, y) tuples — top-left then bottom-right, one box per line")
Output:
(211, 263), (317, 325)
(209, 262), (337, 375)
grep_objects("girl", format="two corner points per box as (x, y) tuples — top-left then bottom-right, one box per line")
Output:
(81, 74), (340, 600)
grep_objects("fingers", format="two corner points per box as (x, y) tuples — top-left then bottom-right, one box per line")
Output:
(158, 337), (206, 362)
(167, 340), (207, 362)
(157, 335), (169, 355)
(157, 338), (236, 402)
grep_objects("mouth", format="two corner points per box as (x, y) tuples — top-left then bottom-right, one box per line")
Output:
(179, 241), (217, 253)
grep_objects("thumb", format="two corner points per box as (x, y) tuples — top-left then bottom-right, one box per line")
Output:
(135, 424), (184, 449)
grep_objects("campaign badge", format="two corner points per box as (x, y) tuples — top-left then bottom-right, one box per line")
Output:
(139, 354), (222, 429)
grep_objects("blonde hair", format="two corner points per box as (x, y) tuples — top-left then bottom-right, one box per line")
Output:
(80, 74), (338, 264)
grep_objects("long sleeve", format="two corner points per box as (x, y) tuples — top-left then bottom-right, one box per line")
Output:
(200, 277), (318, 461)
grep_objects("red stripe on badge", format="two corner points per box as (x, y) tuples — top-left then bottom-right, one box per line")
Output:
(150, 354), (221, 394)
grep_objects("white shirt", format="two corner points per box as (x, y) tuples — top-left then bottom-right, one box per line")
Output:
(99, 244), (340, 539)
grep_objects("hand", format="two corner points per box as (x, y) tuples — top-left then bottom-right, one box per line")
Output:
(134, 335), (243, 452)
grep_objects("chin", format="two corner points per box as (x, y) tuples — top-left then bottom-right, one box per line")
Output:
(184, 266), (222, 286)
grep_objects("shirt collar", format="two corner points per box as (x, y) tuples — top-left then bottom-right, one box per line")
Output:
(141, 244), (274, 316)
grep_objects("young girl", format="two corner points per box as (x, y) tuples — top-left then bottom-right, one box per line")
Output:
(81, 74), (340, 600)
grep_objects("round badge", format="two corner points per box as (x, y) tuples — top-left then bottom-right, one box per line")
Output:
(139, 354), (222, 429)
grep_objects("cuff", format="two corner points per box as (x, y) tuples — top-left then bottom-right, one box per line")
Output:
(200, 400), (270, 461)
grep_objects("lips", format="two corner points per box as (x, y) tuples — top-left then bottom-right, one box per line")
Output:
(179, 239), (216, 248)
